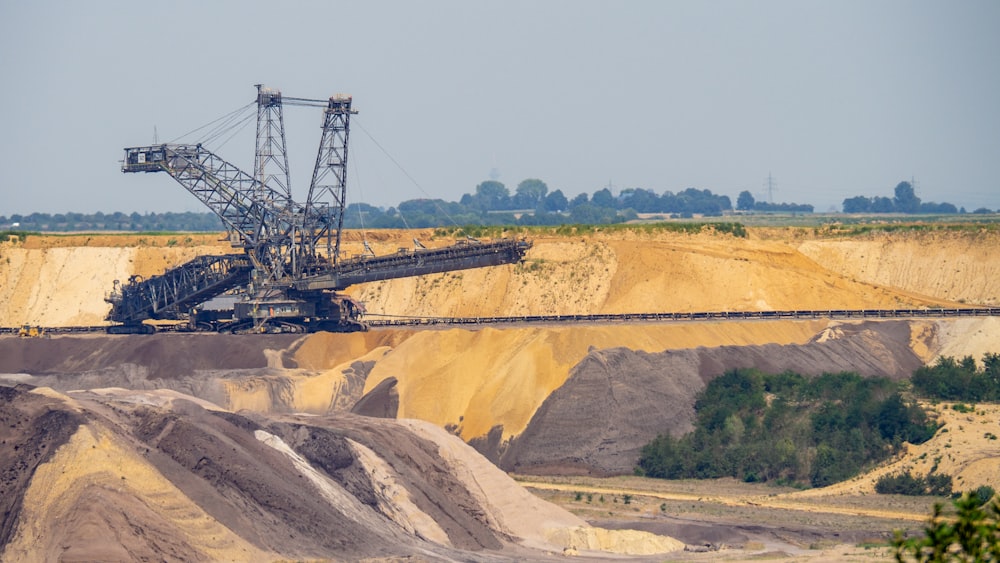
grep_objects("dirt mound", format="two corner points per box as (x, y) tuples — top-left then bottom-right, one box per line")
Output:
(0, 384), (683, 561)
(0, 333), (303, 378)
(361, 320), (831, 443)
(0, 385), (84, 549)
(500, 321), (925, 475)
(2, 316), (992, 483)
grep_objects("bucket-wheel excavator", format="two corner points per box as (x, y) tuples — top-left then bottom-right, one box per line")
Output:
(106, 86), (530, 333)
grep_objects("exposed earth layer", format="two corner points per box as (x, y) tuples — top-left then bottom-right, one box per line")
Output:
(2, 226), (1000, 561)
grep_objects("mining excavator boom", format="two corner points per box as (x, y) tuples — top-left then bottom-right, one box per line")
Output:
(106, 87), (530, 333)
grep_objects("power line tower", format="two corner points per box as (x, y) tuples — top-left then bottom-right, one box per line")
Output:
(763, 172), (777, 204)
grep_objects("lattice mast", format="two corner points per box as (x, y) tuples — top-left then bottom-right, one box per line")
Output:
(305, 95), (356, 269)
(254, 85), (292, 203)
(252, 85), (294, 280)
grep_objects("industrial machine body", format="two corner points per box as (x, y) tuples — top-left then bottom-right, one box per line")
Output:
(106, 87), (529, 333)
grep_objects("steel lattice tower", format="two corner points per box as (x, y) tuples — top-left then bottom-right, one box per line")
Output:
(254, 85), (292, 204)
(306, 94), (355, 265)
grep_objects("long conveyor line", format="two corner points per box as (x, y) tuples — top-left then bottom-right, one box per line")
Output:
(4, 306), (999, 335)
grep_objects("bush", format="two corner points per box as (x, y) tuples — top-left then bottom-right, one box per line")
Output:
(892, 493), (1000, 561)
(0, 230), (36, 243)
(875, 471), (952, 496)
(974, 486), (997, 506)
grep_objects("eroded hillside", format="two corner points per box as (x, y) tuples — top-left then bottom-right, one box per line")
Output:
(796, 228), (1000, 306)
(3, 226), (993, 327)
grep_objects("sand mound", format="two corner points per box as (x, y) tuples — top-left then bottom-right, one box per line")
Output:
(361, 320), (831, 443)
(0, 384), (684, 560)
(4, 315), (992, 483)
(501, 320), (925, 475)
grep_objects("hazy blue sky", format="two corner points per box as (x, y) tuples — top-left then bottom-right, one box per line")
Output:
(1, 0), (997, 215)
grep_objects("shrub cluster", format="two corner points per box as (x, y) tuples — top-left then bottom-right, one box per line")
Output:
(875, 471), (952, 496)
(892, 493), (1000, 560)
(637, 369), (936, 488)
(912, 354), (1000, 402)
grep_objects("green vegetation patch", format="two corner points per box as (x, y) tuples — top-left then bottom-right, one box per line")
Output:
(821, 221), (1000, 237)
(892, 493), (1000, 560)
(433, 221), (749, 240)
(912, 354), (1000, 402)
(0, 230), (38, 243)
(637, 369), (937, 488)
(875, 471), (952, 496)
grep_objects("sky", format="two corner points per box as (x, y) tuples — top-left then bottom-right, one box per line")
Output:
(1, 0), (998, 215)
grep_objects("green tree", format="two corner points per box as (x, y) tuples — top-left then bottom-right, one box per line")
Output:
(872, 196), (896, 213)
(514, 179), (548, 209)
(894, 181), (921, 214)
(737, 190), (756, 211)
(569, 192), (589, 208)
(843, 196), (872, 213)
(542, 189), (568, 212)
(473, 180), (510, 211)
(591, 187), (616, 208)
(892, 493), (1000, 561)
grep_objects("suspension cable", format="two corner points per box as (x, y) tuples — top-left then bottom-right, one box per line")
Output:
(200, 106), (256, 148)
(168, 102), (255, 144)
(208, 111), (256, 153)
(353, 118), (466, 234)
(349, 149), (373, 254)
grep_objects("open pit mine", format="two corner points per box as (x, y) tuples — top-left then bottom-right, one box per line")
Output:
(3, 225), (1000, 561)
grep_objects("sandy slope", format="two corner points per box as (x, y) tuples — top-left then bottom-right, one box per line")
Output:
(353, 231), (960, 320)
(797, 229), (1000, 306)
(0, 228), (970, 327)
(361, 321), (831, 442)
(0, 385), (686, 561)
(0, 235), (230, 327)
(794, 401), (1000, 499)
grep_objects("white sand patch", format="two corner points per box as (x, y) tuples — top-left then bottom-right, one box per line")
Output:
(253, 430), (386, 530)
(345, 437), (451, 545)
(399, 418), (685, 555)
(80, 387), (228, 411)
(933, 317), (1000, 364)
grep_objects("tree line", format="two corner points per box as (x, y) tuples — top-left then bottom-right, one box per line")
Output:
(842, 181), (993, 214)
(0, 211), (224, 232)
(638, 354), (1000, 491)
(636, 369), (937, 488)
(4, 178), (989, 232)
(0, 181), (743, 231)
(910, 354), (1000, 402)
(353, 181), (742, 228)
